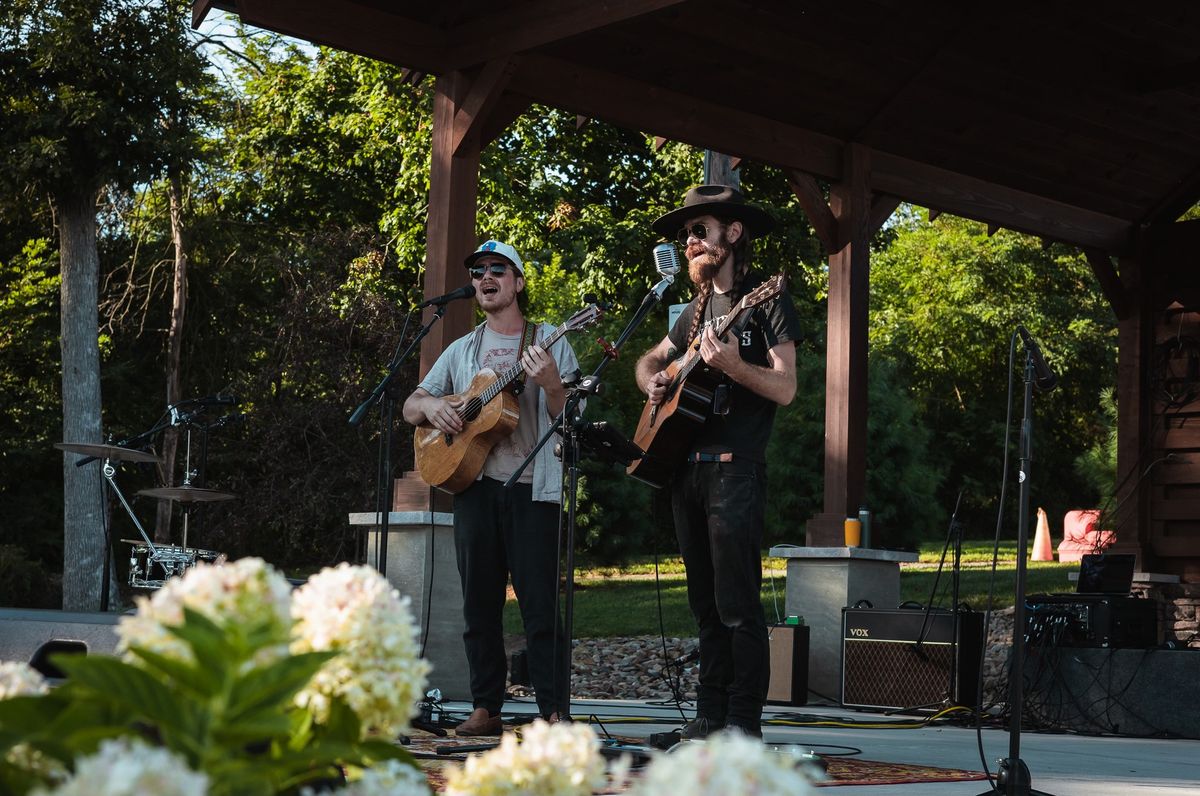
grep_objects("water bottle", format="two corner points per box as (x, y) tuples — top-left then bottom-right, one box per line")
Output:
(858, 506), (872, 549)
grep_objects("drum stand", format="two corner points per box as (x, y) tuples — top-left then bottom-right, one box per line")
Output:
(99, 457), (159, 608)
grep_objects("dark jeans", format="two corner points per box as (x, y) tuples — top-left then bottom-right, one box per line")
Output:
(454, 477), (568, 717)
(672, 459), (770, 730)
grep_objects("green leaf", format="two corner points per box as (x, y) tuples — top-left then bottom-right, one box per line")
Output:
(52, 655), (193, 737)
(224, 651), (335, 724)
(126, 645), (221, 698)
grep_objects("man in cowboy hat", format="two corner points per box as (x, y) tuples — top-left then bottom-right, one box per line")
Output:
(403, 239), (579, 735)
(635, 185), (801, 738)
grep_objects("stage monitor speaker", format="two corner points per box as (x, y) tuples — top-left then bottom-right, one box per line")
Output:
(841, 607), (984, 711)
(767, 624), (809, 706)
(0, 608), (121, 677)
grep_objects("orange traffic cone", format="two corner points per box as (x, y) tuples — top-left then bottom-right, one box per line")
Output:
(1031, 507), (1054, 561)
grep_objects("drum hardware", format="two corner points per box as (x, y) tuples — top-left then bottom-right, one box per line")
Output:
(56, 439), (162, 610)
(124, 540), (223, 590)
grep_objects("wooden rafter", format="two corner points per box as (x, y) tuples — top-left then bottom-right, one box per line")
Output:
(786, 170), (837, 252)
(1084, 248), (1131, 320)
(443, 0), (688, 70)
(234, 0), (448, 73)
(451, 58), (517, 157)
(869, 194), (901, 233)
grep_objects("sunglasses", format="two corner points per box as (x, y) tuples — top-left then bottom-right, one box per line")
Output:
(469, 263), (511, 279)
(676, 222), (715, 245)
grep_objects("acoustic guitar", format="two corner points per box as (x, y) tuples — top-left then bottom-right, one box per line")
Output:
(626, 274), (786, 488)
(414, 303), (603, 494)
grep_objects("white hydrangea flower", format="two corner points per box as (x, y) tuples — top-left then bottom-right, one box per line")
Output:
(443, 720), (607, 796)
(291, 563), (431, 736)
(630, 732), (819, 796)
(116, 556), (293, 668)
(0, 660), (49, 699)
(29, 737), (208, 796)
(301, 759), (430, 796)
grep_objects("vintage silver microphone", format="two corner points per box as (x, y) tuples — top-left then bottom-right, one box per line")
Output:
(650, 242), (681, 300)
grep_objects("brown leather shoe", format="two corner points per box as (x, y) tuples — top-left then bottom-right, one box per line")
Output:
(456, 707), (503, 736)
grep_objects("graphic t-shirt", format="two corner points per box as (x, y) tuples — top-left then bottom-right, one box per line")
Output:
(477, 326), (538, 483)
(666, 270), (802, 463)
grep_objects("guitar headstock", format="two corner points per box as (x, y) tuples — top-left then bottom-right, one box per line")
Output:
(739, 273), (786, 311)
(562, 302), (604, 332)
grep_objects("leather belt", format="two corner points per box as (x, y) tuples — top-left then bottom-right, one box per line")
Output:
(688, 451), (734, 463)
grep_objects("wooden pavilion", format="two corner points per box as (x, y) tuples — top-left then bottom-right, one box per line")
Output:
(193, 1), (1200, 589)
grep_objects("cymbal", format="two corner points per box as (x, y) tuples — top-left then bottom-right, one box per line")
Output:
(137, 485), (236, 503)
(55, 442), (158, 463)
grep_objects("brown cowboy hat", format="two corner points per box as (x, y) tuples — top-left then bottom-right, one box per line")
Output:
(651, 184), (777, 239)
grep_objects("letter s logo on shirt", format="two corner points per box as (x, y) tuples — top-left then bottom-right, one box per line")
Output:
(741, 330), (753, 347)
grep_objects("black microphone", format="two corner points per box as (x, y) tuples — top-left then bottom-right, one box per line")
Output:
(418, 284), (476, 308)
(1016, 325), (1057, 391)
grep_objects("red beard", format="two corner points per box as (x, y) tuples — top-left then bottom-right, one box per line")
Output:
(687, 238), (731, 285)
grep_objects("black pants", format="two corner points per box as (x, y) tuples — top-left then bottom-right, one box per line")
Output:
(672, 459), (770, 730)
(454, 477), (568, 717)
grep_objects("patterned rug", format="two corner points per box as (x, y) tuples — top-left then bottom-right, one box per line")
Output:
(404, 732), (988, 789)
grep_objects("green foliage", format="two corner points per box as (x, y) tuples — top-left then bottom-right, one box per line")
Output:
(0, 0), (210, 200)
(869, 212), (1116, 535)
(0, 608), (411, 795)
(1073, 387), (1117, 506)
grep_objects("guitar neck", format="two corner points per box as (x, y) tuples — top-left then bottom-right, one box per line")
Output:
(480, 323), (568, 403)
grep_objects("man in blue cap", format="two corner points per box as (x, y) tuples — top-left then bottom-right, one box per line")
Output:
(404, 239), (580, 735)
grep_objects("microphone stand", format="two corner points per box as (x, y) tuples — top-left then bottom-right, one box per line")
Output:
(349, 303), (450, 577)
(979, 349), (1054, 796)
(505, 275), (672, 718)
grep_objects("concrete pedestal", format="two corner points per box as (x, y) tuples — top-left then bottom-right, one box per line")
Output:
(349, 511), (469, 700)
(768, 545), (918, 702)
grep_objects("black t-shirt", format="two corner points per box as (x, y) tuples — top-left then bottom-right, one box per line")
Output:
(666, 270), (802, 463)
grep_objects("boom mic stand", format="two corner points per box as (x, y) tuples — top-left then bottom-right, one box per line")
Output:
(979, 338), (1055, 796)
(506, 267), (674, 719)
(349, 303), (450, 577)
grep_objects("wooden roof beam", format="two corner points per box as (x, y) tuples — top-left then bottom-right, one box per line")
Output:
(870, 194), (901, 234)
(444, 0), (688, 70)
(786, 170), (837, 252)
(1084, 248), (1131, 320)
(451, 58), (518, 156)
(508, 53), (1132, 251)
(234, 0), (449, 73)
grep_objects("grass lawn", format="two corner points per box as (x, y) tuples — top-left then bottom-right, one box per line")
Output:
(503, 541), (1078, 638)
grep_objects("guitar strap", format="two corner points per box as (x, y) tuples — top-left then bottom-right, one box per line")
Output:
(512, 319), (537, 392)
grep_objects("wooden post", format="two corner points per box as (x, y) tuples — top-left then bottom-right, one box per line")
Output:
(807, 145), (871, 546)
(1112, 255), (1149, 566)
(419, 71), (483, 379)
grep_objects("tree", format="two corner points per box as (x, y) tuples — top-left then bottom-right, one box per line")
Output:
(869, 211), (1116, 535)
(0, 0), (212, 609)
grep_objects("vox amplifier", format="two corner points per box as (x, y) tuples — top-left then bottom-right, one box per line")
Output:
(841, 607), (984, 711)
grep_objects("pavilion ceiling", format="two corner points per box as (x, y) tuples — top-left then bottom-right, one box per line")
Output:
(198, 0), (1200, 256)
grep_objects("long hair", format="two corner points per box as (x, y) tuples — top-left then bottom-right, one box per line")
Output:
(683, 217), (753, 345)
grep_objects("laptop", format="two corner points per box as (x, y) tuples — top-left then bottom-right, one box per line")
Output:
(1076, 553), (1135, 595)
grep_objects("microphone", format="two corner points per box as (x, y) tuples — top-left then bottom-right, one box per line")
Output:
(649, 243), (681, 300)
(654, 242), (681, 278)
(1016, 325), (1058, 391)
(418, 284), (476, 308)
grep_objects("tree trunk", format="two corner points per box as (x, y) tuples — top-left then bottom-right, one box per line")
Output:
(155, 171), (188, 544)
(58, 189), (106, 611)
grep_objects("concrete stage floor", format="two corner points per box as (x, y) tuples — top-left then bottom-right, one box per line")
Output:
(440, 697), (1200, 795)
